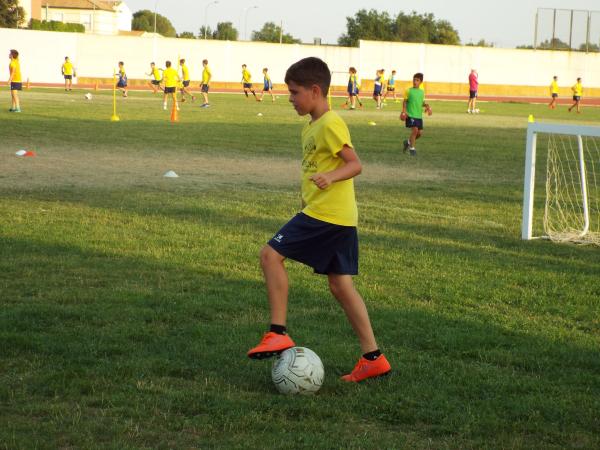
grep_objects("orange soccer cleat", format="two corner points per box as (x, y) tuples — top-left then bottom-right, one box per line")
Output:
(247, 332), (295, 359)
(341, 354), (391, 382)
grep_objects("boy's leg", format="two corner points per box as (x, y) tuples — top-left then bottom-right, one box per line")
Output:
(260, 245), (289, 326)
(409, 127), (419, 148)
(13, 90), (20, 110)
(328, 274), (377, 353)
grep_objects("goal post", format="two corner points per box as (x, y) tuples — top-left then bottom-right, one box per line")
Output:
(522, 121), (600, 245)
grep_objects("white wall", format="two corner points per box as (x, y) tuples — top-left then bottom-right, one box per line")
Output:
(1, 28), (598, 89)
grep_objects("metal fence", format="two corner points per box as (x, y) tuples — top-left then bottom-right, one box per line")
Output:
(533, 8), (600, 52)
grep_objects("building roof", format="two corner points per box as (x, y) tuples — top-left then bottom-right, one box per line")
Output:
(41, 0), (120, 12)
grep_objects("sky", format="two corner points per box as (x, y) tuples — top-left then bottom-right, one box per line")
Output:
(124, 0), (600, 48)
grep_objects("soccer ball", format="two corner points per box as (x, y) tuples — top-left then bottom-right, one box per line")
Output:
(84, 93), (92, 100)
(272, 347), (324, 395)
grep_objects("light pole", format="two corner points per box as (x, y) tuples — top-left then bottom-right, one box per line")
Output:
(244, 5), (258, 41)
(204, 1), (219, 39)
(153, 0), (159, 34)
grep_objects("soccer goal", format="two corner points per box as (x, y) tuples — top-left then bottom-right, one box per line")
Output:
(522, 122), (600, 245)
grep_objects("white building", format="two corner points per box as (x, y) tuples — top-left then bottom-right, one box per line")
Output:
(40, 0), (132, 35)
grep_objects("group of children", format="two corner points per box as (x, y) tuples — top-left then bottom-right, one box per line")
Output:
(343, 67), (399, 110)
(549, 76), (584, 113)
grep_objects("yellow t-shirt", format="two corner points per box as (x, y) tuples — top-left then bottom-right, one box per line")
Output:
(242, 69), (251, 83)
(152, 67), (161, 80)
(301, 111), (357, 227)
(202, 66), (211, 84)
(572, 82), (583, 96)
(62, 61), (74, 75)
(9, 59), (21, 83)
(181, 64), (190, 81)
(163, 67), (179, 88)
(550, 80), (559, 94)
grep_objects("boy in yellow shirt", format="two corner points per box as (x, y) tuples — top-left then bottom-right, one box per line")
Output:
(200, 59), (211, 108)
(162, 60), (180, 111)
(568, 77), (583, 113)
(179, 58), (195, 103)
(62, 56), (75, 91)
(241, 64), (258, 100)
(548, 76), (559, 109)
(247, 57), (391, 383)
(147, 62), (163, 94)
(116, 61), (128, 98)
(8, 49), (22, 113)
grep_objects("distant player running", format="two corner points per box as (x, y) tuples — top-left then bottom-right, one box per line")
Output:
(259, 67), (275, 102)
(8, 49), (22, 113)
(373, 69), (384, 109)
(200, 59), (211, 108)
(383, 70), (397, 102)
(61, 56), (75, 91)
(401, 73), (432, 156)
(116, 61), (128, 98)
(568, 78), (583, 114)
(147, 62), (163, 94)
(344, 67), (362, 110)
(162, 60), (180, 112)
(241, 64), (258, 100)
(548, 76), (559, 109)
(179, 59), (195, 102)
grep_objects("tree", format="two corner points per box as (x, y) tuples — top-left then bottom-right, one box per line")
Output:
(0, 0), (25, 28)
(131, 9), (176, 37)
(198, 26), (213, 39)
(251, 22), (300, 44)
(338, 9), (460, 47)
(466, 39), (494, 47)
(177, 31), (195, 39)
(213, 21), (238, 41)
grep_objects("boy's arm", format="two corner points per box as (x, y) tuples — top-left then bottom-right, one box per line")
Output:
(8, 65), (14, 83)
(423, 101), (432, 115)
(310, 145), (362, 190)
(400, 98), (408, 120)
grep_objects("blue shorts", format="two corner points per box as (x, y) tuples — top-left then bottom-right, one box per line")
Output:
(387, 86), (395, 92)
(183, 80), (190, 87)
(551, 93), (558, 98)
(151, 80), (161, 85)
(263, 83), (272, 91)
(10, 82), (22, 91)
(573, 96), (581, 101)
(64, 75), (72, 80)
(243, 83), (253, 89)
(405, 117), (423, 130)
(469, 90), (478, 99)
(164, 86), (176, 94)
(268, 213), (359, 275)
(374, 85), (382, 96)
(201, 84), (209, 93)
(117, 80), (127, 88)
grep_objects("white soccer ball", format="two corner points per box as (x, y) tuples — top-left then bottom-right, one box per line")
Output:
(84, 93), (92, 100)
(272, 347), (324, 395)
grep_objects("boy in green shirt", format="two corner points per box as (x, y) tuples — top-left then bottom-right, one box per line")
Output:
(401, 73), (432, 156)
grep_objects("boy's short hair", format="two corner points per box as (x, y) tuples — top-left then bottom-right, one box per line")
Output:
(577, 77), (581, 81)
(166, 60), (171, 67)
(413, 73), (424, 81)
(10, 49), (19, 58)
(392, 70), (396, 74)
(349, 67), (356, 73)
(242, 64), (247, 68)
(118, 61), (124, 66)
(65, 56), (69, 60)
(151, 62), (155, 65)
(202, 59), (208, 64)
(180, 59), (185, 64)
(285, 57), (331, 97)
(263, 67), (268, 71)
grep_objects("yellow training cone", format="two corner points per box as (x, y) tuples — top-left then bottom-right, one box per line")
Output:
(528, 114), (535, 123)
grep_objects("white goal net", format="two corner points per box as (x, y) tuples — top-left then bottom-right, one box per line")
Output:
(522, 122), (600, 245)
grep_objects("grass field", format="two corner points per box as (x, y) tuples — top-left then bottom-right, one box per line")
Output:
(1, 88), (599, 449)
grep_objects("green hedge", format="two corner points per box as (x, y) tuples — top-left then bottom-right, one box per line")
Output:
(29, 19), (85, 33)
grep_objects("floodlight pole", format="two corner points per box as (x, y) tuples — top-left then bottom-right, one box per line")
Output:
(569, 9), (574, 50)
(244, 5), (258, 41)
(533, 9), (539, 49)
(154, 0), (158, 34)
(204, 1), (219, 40)
(552, 9), (556, 49)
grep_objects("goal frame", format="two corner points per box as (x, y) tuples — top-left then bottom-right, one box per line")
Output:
(522, 121), (600, 240)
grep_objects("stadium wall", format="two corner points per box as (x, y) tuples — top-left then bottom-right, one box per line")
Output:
(1, 29), (599, 98)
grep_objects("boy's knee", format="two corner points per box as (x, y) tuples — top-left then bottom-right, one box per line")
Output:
(260, 245), (283, 268)
(328, 275), (350, 299)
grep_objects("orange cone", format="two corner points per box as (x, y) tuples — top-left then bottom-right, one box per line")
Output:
(26, 78), (30, 90)
(170, 99), (179, 123)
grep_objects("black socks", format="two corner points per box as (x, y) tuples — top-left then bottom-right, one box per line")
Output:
(363, 349), (381, 361)
(270, 324), (287, 335)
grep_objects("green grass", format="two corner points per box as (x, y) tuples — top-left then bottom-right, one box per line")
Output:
(1, 88), (599, 449)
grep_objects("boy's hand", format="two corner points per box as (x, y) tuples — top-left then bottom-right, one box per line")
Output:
(400, 112), (407, 121)
(426, 107), (432, 116)
(310, 173), (333, 190)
